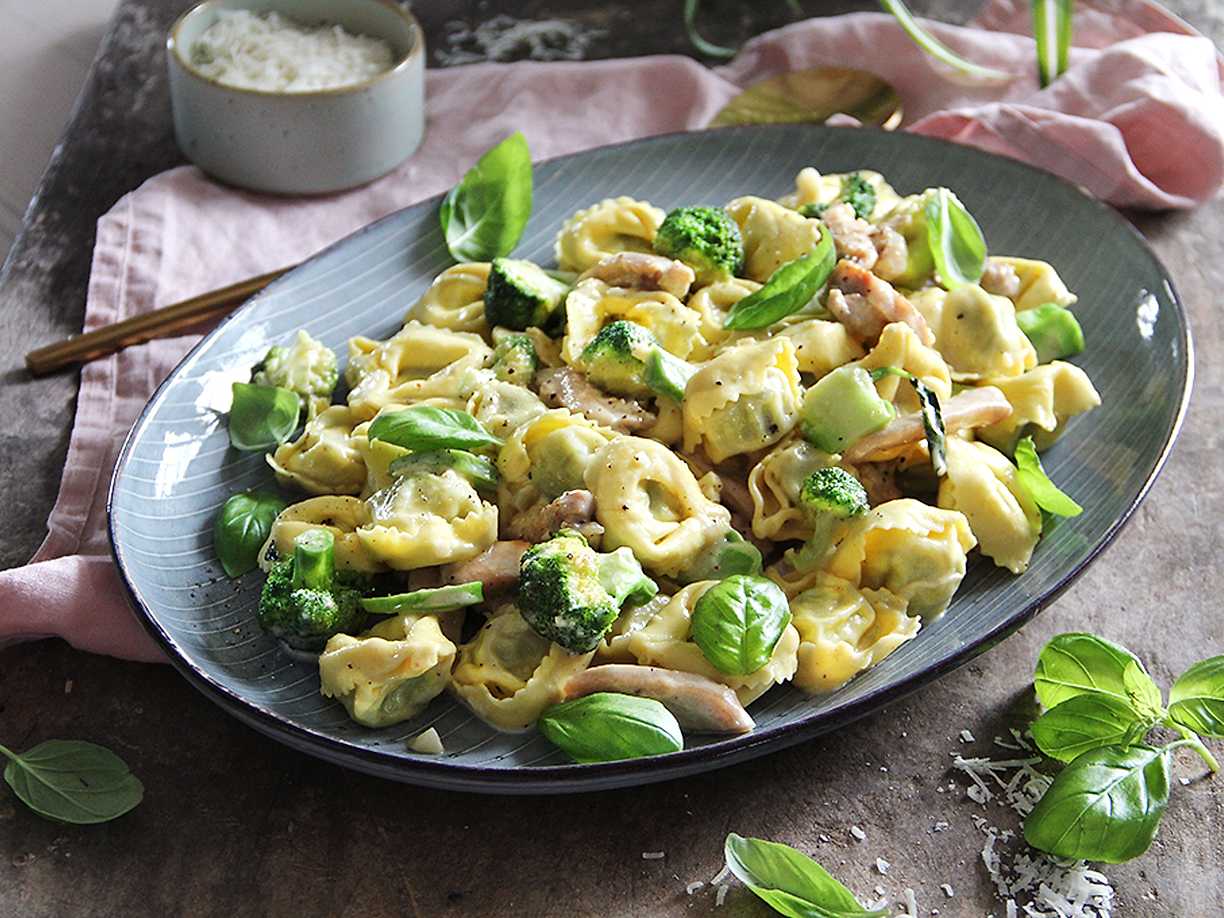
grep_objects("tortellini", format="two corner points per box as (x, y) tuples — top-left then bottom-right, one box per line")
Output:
(595, 593), (672, 663)
(991, 256), (1077, 311)
(977, 361), (1102, 454)
(267, 405), (366, 495)
(683, 337), (803, 463)
(319, 613), (456, 728)
(405, 262), (491, 335)
(358, 469), (498, 570)
(825, 499), (976, 619)
(778, 167), (901, 221)
(920, 285), (1036, 381)
(725, 196), (824, 282)
(625, 582), (800, 705)
(560, 278), (703, 365)
(498, 410), (616, 517)
(773, 319), (865, 379)
(585, 436), (732, 579)
(465, 369), (548, 441)
(790, 573), (919, 694)
(260, 495), (384, 573)
(451, 608), (594, 732)
(555, 196), (665, 273)
(747, 437), (840, 541)
(686, 277), (761, 358)
(853, 321), (952, 413)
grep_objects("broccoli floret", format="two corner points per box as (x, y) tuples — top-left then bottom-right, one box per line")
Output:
(388, 448), (498, 494)
(798, 202), (828, 219)
(652, 206), (744, 285)
(579, 320), (656, 397)
(519, 529), (657, 653)
(252, 330), (338, 412)
(257, 529), (367, 651)
(484, 258), (570, 331)
(839, 173), (877, 220)
(491, 333), (539, 384)
(791, 467), (869, 570)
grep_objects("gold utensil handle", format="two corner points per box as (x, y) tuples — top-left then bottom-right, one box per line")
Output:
(24, 267), (292, 377)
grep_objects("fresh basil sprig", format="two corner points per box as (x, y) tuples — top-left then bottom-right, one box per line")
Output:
(369, 406), (503, 453)
(213, 490), (288, 579)
(2, 740), (143, 825)
(691, 575), (791, 676)
(1031, 693), (1155, 764)
(439, 131), (533, 262)
(724, 833), (888, 918)
(868, 367), (947, 477)
(924, 188), (986, 290)
(1014, 435), (1082, 519)
(361, 581), (484, 615)
(538, 693), (683, 763)
(723, 227), (835, 330)
(1168, 656), (1224, 738)
(228, 382), (301, 452)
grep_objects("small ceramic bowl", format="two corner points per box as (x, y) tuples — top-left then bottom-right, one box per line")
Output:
(167, 0), (425, 195)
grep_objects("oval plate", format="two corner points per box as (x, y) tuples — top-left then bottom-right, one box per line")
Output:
(109, 125), (1191, 793)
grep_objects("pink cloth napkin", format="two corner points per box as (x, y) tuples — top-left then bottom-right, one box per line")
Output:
(2, 0), (1221, 664)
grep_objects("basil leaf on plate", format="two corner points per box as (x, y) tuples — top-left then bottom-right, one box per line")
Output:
(228, 382), (301, 452)
(1168, 655), (1224, 738)
(213, 490), (288, 579)
(538, 693), (683, 764)
(1, 740), (143, 825)
(723, 227), (835, 330)
(1014, 436), (1082, 518)
(368, 405), (503, 453)
(361, 582), (484, 615)
(724, 833), (888, 918)
(911, 377), (947, 477)
(691, 575), (791, 676)
(1031, 694), (1155, 764)
(924, 187), (986, 290)
(439, 131), (533, 262)
(1034, 632), (1154, 711)
(1024, 744), (1171, 863)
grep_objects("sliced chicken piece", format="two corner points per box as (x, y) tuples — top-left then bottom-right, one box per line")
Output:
(536, 366), (657, 433)
(577, 252), (695, 300)
(853, 460), (903, 505)
(440, 540), (529, 591)
(826, 260), (934, 347)
(507, 489), (604, 544)
(980, 258), (1022, 298)
(820, 203), (878, 270)
(563, 664), (755, 734)
(869, 225), (908, 282)
(842, 386), (1013, 463)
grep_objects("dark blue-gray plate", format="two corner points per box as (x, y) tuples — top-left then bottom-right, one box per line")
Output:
(108, 125), (1192, 793)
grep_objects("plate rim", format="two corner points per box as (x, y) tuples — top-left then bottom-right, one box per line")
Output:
(107, 123), (1195, 792)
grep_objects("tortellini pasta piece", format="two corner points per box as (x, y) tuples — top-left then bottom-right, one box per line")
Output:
(790, 573), (919, 694)
(259, 495), (384, 573)
(345, 321), (492, 420)
(625, 581), (800, 705)
(683, 337), (803, 463)
(991, 256), (1077, 311)
(725, 196), (824, 282)
(922, 285), (1036, 382)
(266, 405), (366, 495)
(497, 409), (616, 518)
(747, 437), (840, 541)
(560, 278), (703, 365)
(465, 369), (548, 441)
(451, 608), (594, 732)
(357, 469), (498, 570)
(595, 593), (672, 664)
(686, 278), (761, 358)
(773, 319), (865, 379)
(585, 436), (733, 579)
(319, 613), (456, 728)
(825, 499), (976, 619)
(555, 196), (665, 273)
(853, 321), (952, 414)
(976, 361), (1102, 454)
(349, 415), (411, 497)
(938, 439), (1041, 574)
(778, 167), (901, 221)
(404, 262), (491, 335)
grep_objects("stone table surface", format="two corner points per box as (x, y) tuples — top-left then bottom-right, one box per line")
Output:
(0, 2), (1221, 915)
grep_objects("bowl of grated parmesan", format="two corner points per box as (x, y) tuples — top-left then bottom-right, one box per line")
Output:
(167, 0), (425, 194)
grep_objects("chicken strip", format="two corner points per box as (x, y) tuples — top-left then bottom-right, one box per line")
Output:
(439, 540), (529, 592)
(577, 252), (696, 300)
(506, 489), (604, 544)
(563, 664), (755, 734)
(821, 202), (878, 270)
(843, 386), (1012, 463)
(825, 259), (934, 347)
(536, 366), (656, 433)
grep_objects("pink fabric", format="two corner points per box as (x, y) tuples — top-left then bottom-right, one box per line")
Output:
(2, 1), (1221, 663)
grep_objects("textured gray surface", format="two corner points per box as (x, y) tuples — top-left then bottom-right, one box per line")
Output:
(0, 1), (1221, 915)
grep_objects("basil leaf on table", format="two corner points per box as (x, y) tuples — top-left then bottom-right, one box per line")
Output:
(1024, 744), (1171, 863)
(213, 490), (288, 579)
(439, 131), (533, 262)
(1168, 655), (1224, 738)
(691, 575), (791, 676)
(1034, 632), (1155, 711)
(924, 187), (986, 290)
(1031, 694), (1155, 764)
(361, 582), (485, 615)
(228, 383), (301, 452)
(538, 693), (683, 764)
(723, 227), (835, 330)
(1014, 436), (1082, 519)
(368, 405), (503, 453)
(1, 740), (143, 825)
(724, 834), (888, 918)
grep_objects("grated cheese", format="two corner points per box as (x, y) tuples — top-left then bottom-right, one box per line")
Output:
(407, 727), (444, 755)
(903, 887), (918, 916)
(641, 851), (664, 860)
(875, 857), (890, 875)
(685, 881), (704, 895)
(715, 884), (730, 907)
(710, 865), (730, 886)
(436, 15), (605, 65)
(849, 825), (866, 842)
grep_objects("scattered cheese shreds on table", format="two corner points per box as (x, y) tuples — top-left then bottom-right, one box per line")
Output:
(407, 727), (444, 755)
(436, 15), (606, 65)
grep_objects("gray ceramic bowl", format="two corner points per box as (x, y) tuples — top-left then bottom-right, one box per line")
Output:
(109, 126), (1191, 793)
(167, 0), (424, 195)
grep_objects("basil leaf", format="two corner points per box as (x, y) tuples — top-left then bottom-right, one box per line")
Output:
(1014, 436), (1082, 518)
(597, 547), (659, 608)
(1024, 744), (1171, 863)
(724, 834), (888, 918)
(228, 382), (301, 452)
(1034, 633), (1152, 711)
(910, 377), (947, 477)
(439, 131), (533, 262)
(723, 227), (835, 330)
(361, 582), (484, 615)
(1031, 694), (1154, 764)
(1122, 659), (1165, 719)
(1, 740), (143, 825)
(368, 406), (503, 453)
(213, 490), (288, 579)
(538, 693), (683, 763)
(692, 575), (791, 675)
(924, 188), (986, 290)
(1168, 655), (1224, 738)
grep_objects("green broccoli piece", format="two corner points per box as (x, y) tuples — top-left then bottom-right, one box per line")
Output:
(484, 258), (570, 331)
(791, 467), (869, 570)
(798, 202), (828, 219)
(251, 330), (338, 411)
(652, 206), (744, 285)
(799, 365), (896, 453)
(579, 320), (656, 397)
(257, 529), (367, 651)
(677, 529), (763, 584)
(490, 333), (539, 384)
(518, 530), (657, 653)
(1016, 303), (1085, 364)
(839, 172), (877, 220)
(388, 448), (498, 494)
